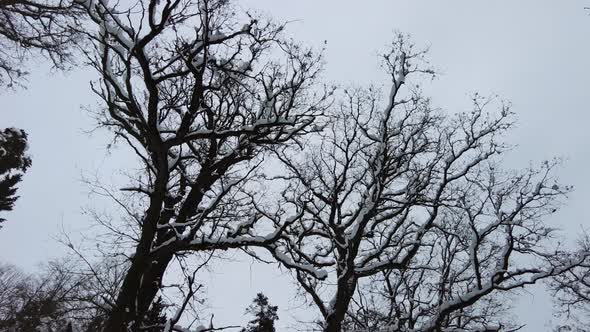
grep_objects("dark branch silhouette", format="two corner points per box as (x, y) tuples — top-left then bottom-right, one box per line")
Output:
(0, 0), (82, 87)
(75, 0), (330, 329)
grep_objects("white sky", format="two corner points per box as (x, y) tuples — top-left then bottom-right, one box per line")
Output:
(2, 0), (590, 330)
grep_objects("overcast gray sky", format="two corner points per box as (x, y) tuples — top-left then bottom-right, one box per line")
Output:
(2, 1), (590, 330)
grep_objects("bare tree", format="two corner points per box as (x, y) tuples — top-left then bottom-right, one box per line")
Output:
(0, 0), (82, 87)
(60, 256), (128, 331)
(0, 263), (24, 321)
(261, 35), (587, 332)
(548, 235), (590, 331)
(0, 261), (85, 332)
(74, 0), (330, 330)
(0, 257), (140, 332)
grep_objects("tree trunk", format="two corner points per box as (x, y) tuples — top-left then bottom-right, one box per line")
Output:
(103, 162), (218, 331)
(103, 250), (174, 332)
(323, 275), (357, 332)
(324, 316), (345, 332)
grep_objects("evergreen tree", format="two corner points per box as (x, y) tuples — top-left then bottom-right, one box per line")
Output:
(242, 293), (278, 332)
(0, 128), (31, 226)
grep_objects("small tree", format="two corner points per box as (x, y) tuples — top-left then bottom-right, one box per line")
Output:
(0, 128), (31, 226)
(242, 293), (278, 332)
